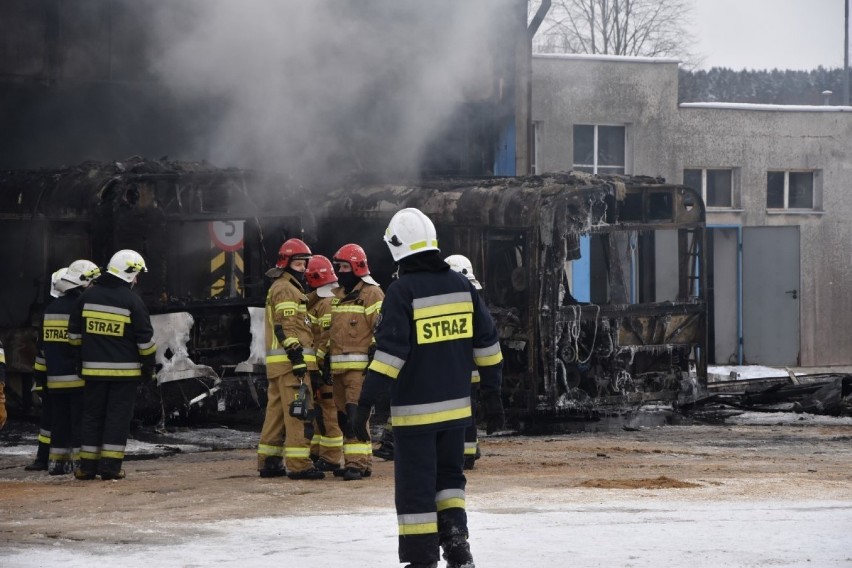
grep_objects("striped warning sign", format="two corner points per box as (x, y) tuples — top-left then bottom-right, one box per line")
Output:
(210, 221), (245, 298)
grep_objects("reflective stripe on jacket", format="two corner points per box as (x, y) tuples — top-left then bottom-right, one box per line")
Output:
(67, 274), (156, 380)
(40, 294), (85, 390)
(328, 281), (383, 372)
(264, 272), (316, 376)
(361, 267), (502, 433)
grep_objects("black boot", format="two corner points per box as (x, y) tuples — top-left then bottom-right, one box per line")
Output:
(287, 467), (325, 480)
(48, 459), (73, 476)
(24, 458), (49, 471)
(25, 440), (50, 471)
(99, 457), (125, 480)
(258, 456), (287, 478)
(442, 534), (475, 568)
(314, 459), (342, 473)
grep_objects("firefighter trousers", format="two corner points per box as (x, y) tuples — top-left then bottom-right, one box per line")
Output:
(34, 387), (52, 464)
(78, 379), (138, 477)
(332, 369), (372, 472)
(258, 372), (314, 474)
(310, 384), (343, 467)
(464, 383), (480, 461)
(394, 426), (468, 564)
(48, 388), (84, 465)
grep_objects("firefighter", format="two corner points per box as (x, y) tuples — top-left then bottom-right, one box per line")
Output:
(257, 238), (325, 480)
(353, 208), (505, 568)
(444, 254), (484, 471)
(26, 268), (68, 471)
(372, 254), (487, 470)
(68, 249), (156, 481)
(40, 260), (100, 475)
(304, 255), (344, 473)
(328, 243), (384, 481)
(0, 339), (7, 430)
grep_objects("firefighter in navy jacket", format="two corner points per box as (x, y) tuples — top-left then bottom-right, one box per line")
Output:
(68, 249), (156, 480)
(40, 260), (100, 475)
(355, 208), (505, 568)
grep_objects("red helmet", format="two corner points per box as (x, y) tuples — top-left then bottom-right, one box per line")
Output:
(305, 255), (337, 288)
(333, 243), (370, 277)
(276, 238), (312, 269)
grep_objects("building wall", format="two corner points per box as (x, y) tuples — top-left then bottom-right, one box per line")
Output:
(533, 54), (852, 366)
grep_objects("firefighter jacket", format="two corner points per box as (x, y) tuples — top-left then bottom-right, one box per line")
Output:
(264, 272), (317, 377)
(328, 280), (384, 374)
(67, 274), (156, 380)
(359, 260), (502, 434)
(307, 291), (334, 369)
(38, 290), (85, 390)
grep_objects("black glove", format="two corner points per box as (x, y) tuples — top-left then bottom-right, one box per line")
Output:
(481, 390), (505, 435)
(309, 370), (323, 394)
(285, 345), (307, 378)
(141, 362), (162, 383)
(351, 405), (372, 442)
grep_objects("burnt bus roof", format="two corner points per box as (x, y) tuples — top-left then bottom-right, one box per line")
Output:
(317, 172), (705, 232)
(0, 158), (306, 221)
(0, 158), (310, 329)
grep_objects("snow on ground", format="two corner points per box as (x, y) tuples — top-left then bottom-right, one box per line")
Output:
(708, 365), (798, 381)
(727, 411), (852, 426)
(2, 500), (851, 567)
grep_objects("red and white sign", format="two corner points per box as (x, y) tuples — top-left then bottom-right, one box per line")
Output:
(209, 220), (245, 252)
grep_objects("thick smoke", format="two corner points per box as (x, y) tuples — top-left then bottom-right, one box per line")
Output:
(151, 0), (519, 184)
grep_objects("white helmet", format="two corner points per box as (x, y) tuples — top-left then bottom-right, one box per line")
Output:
(50, 268), (69, 298)
(107, 249), (147, 283)
(56, 259), (100, 294)
(445, 254), (482, 290)
(383, 208), (439, 262)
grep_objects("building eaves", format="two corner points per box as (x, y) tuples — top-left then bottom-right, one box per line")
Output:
(680, 102), (852, 113)
(533, 53), (680, 64)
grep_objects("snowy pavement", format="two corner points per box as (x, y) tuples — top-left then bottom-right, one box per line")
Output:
(2, 499), (851, 567)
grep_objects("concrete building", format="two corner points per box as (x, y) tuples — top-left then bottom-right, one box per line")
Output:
(532, 53), (852, 367)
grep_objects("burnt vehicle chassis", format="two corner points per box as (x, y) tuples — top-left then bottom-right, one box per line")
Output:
(0, 158), (309, 423)
(314, 172), (708, 428)
(1, 161), (706, 427)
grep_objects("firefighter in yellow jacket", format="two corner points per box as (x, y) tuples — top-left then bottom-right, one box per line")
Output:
(328, 243), (384, 481)
(304, 255), (344, 473)
(257, 238), (325, 480)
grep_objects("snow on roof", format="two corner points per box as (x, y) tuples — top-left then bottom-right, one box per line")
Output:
(680, 102), (852, 112)
(533, 52), (680, 64)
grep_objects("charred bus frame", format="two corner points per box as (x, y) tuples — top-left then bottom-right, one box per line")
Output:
(315, 172), (707, 427)
(0, 159), (307, 420)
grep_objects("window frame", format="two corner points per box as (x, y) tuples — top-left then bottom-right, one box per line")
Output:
(683, 167), (736, 209)
(766, 169), (817, 211)
(572, 124), (627, 175)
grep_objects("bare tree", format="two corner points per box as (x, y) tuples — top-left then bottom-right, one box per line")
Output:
(530, 0), (697, 65)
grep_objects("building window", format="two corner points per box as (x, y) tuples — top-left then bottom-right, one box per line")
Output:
(683, 168), (734, 208)
(573, 125), (625, 174)
(767, 170), (815, 209)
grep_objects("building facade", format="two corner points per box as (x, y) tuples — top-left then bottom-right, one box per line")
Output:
(532, 54), (852, 366)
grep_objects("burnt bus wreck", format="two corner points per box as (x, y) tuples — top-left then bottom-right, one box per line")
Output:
(0, 160), (707, 428)
(0, 158), (310, 423)
(315, 173), (708, 428)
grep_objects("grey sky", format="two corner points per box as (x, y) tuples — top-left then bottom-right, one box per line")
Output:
(691, 0), (847, 70)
